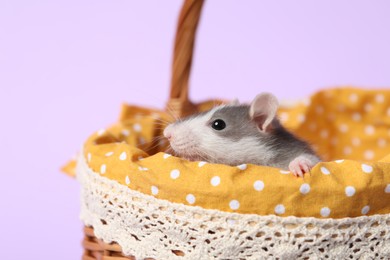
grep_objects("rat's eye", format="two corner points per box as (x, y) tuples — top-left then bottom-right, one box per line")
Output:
(211, 119), (226, 130)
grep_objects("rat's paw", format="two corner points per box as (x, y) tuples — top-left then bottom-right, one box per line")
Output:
(288, 156), (314, 178)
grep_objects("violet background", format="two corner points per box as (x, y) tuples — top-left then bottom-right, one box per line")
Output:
(1, 0), (390, 259)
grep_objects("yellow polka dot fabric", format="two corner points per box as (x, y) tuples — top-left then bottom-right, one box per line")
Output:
(280, 88), (390, 162)
(70, 88), (390, 219)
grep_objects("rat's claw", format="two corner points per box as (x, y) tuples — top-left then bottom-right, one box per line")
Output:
(289, 163), (302, 177)
(288, 156), (314, 178)
(300, 162), (310, 173)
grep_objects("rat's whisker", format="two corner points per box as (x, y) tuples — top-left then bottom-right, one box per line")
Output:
(150, 117), (172, 125)
(154, 124), (167, 130)
(164, 104), (181, 122)
(199, 150), (218, 163)
(145, 142), (164, 153)
(142, 135), (168, 153)
(165, 145), (174, 154)
(195, 151), (208, 162)
(152, 121), (169, 126)
(136, 135), (163, 147)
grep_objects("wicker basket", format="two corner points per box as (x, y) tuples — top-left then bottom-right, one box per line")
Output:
(83, 1), (204, 258)
(83, 226), (168, 260)
(64, 0), (390, 259)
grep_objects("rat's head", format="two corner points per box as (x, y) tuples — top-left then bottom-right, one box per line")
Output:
(163, 93), (280, 164)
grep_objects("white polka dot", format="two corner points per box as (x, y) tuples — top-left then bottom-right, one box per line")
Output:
(361, 164), (373, 173)
(163, 153), (171, 159)
(335, 159), (344, 163)
(119, 151), (127, 160)
(151, 186), (159, 195)
(320, 166), (330, 175)
(105, 151), (114, 157)
(280, 170), (290, 174)
(387, 107), (390, 117)
(364, 103), (373, 112)
(253, 180), (264, 191)
(237, 164), (247, 170)
(345, 186), (356, 197)
(365, 125), (375, 135)
(121, 129), (130, 136)
(125, 176), (130, 185)
(229, 200), (240, 210)
(364, 150), (374, 160)
(211, 176), (221, 186)
(133, 123), (142, 132)
(100, 164), (106, 174)
(279, 112), (289, 123)
(327, 113), (335, 121)
(343, 146), (352, 155)
(198, 161), (207, 167)
(320, 207), (331, 217)
(274, 204), (285, 215)
(297, 114), (306, 123)
(385, 184), (390, 193)
(97, 129), (105, 136)
(87, 153), (91, 162)
(316, 106), (324, 114)
(170, 169), (180, 179)
(352, 112), (361, 121)
(138, 137), (146, 145)
(308, 122), (317, 131)
(361, 205), (370, 215)
(339, 124), (348, 133)
(349, 93), (358, 102)
(351, 137), (361, 146)
(376, 94), (385, 103)
(138, 166), (148, 171)
(320, 129), (329, 138)
(378, 138), (387, 147)
(330, 137), (338, 146)
(300, 183), (310, 194)
(186, 194), (196, 204)
(337, 104), (345, 112)
(138, 156), (144, 161)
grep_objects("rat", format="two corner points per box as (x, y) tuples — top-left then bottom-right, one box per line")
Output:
(163, 93), (321, 177)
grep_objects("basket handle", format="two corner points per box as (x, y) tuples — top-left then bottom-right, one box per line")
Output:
(166, 0), (205, 118)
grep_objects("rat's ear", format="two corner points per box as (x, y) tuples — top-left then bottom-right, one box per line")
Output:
(229, 99), (239, 105)
(249, 93), (279, 132)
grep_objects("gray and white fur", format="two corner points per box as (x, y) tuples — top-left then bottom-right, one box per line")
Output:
(164, 93), (321, 177)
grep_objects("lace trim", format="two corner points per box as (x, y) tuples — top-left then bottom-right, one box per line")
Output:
(77, 154), (390, 259)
